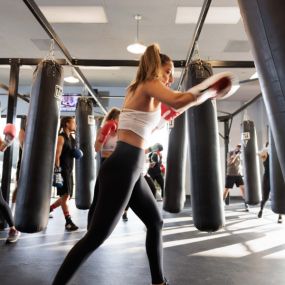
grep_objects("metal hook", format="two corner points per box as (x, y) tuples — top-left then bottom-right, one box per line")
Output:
(45, 39), (55, 61)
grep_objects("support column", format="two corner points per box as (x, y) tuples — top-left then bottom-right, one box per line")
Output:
(0, 61), (19, 229)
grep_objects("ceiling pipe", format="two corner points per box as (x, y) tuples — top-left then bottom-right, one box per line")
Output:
(22, 0), (107, 114)
(176, 0), (212, 91)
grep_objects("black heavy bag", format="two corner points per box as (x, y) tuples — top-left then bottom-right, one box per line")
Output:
(15, 60), (63, 233)
(75, 97), (96, 209)
(241, 120), (261, 204)
(186, 61), (224, 232)
(238, 1), (285, 180)
(269, 132), (285, 214)
(163, 112), (187, 213)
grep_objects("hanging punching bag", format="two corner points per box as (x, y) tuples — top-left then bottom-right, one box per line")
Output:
(241, 120), (261, 204)
(238, 1), (285, 180)
(186, 61), (224, 232)
(163, 112), (187, 213)
(15, 60), (63, 233)
(269, 132), (285, 214)
(75, 97), (96, 209)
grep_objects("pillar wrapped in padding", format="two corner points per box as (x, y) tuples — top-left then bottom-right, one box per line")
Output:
(269, 132), (285, 214)
(238, 0), (285, 180)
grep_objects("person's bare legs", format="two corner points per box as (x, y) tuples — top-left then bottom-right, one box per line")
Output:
(60, 194), (78, 231)
(223, 188), (229, 200)
(239, 185), (249, 211)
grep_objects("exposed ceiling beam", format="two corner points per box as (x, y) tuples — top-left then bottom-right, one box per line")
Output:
(23, 0), (107, 114)
(0, 58), (255, 68)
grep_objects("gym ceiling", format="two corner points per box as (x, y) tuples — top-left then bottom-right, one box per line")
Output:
(0, 0), (260, 102)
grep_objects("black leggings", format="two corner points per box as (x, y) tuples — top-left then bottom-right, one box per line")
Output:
(260, 174), (270, 210)
(53, 141), (164, 284)
(0, 189), (14, 227)
(145, 174), (157, 198)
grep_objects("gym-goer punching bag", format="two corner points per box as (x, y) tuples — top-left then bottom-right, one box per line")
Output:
(75, 97), (96, 209)
(15, 60), (63, 233)
(241, 120), (261, 204)
(269, 132), (285, 214)
(163, 113), (187, 213)
(186, 61), (224, 232)
(238, 1), (285, 180)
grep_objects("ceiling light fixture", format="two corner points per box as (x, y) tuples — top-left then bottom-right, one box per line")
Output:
(64, 68), (79, 84)
(127, 14), (146, 55)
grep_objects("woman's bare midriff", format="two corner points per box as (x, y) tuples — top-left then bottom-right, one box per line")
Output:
(118, 129), (146, 149)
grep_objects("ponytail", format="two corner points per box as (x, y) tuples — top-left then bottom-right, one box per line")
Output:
(59, 116), (74, 133)
(128, 44), (162, 93)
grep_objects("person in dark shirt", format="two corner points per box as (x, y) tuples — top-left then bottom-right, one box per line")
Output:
(49, 117), (78, 231)
(147, 150), (164, 198)
(257, 142), (282, 223)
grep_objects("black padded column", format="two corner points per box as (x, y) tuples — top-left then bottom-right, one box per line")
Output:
(238, 0), (285, 179)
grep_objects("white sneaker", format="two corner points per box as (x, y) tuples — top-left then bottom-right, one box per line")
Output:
(6, 229), (21, 243)
(49, 212), (54, 218)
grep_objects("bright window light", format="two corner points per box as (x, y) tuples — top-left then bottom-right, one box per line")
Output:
(39, 6), (108, 23)
(250, 72), (258, 79)
(174, 70), (182, 78)
(176, 7), (241, 24)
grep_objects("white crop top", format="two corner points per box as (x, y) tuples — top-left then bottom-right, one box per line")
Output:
(101, 133), (118, 152)
(118, 108), (161, 140)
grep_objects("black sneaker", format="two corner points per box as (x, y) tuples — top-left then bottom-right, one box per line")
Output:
(257, 210), (263, 218)
(122, 212), (128, 222)
(65, 220), (79, 231)
(278, 215), (283, 224)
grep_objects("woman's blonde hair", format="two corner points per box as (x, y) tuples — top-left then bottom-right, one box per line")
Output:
(101, 107), (121, 126)
(127, 44), (172, 93)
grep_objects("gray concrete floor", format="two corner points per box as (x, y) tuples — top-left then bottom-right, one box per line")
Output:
(0, 199), (285, 285)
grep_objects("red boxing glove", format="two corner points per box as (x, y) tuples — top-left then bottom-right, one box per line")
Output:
(98, 120), (117, 144)
(161, 104), (180, 121)
(0, 123), (16, 152)
(156, 104), (180, 130)
(160, 164), (166, 174)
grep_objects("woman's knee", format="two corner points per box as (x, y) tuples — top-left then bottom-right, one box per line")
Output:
(148, 216), (164, 232)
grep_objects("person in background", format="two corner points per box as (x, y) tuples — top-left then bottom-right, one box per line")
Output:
(49, 117), (79, 231)
(223, 144), (249, 211)
(89, 108), (130, 222)
(11, 116), (26, 212)
(147, 146), (164, 198)
(0, 123), (20, 243)
(257, 142), (282, 223)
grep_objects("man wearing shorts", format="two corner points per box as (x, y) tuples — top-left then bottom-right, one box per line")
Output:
(223, 144), (249, 211)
